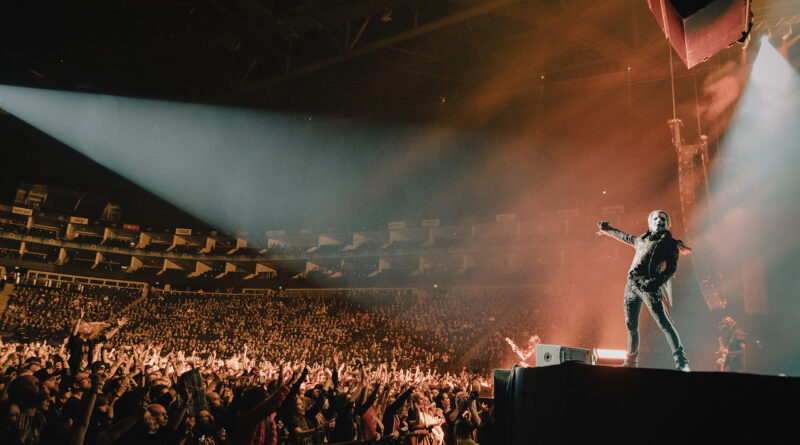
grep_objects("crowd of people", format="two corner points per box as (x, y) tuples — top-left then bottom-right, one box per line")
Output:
(0, 335), (496, 445)
(0, 282), (557, 444)
(2, 285), (543, 375)
(0, 285), (141, 342)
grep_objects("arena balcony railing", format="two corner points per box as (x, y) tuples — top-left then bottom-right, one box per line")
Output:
(101, 251), (132, 266)
(381, 239), (422, 254)
(428, 236), (465, 249)
(343, 239), (383, 253)
(167, 243), (200, 255)
(0, 221), (27, 234)
(27, 226), (60, 239)
(144, 241), (171, 252)
(0, 236), (22, 251)
(307, 243), (344, 255)
(156, 269), (189, 281)
(0, 209), (29, 224)
(21, 241), (60, 262)
(230, 246), (260, 256)
(63, 248), (97, 265)
(73, 233), (105, 245)
(101, 237), (134, 249)
(210, 242), (235, 255)
(0, 248), (21, 260)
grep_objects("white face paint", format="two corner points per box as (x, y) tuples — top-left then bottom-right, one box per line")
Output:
(648, 211), (670, 233)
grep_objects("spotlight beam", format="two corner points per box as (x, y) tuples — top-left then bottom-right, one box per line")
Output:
(0, 85), (497, 237)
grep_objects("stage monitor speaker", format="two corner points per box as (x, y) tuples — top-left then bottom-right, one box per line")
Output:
(535, 344), (591, 367)
(647, 0), (753, 68)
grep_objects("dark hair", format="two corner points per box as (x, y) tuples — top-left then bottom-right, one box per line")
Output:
(149, 384), (169, 404)
(0, 399), (14, 418)
(115, 388), (147, 420)
(8, 375), (47, 410)
(240, 387), (266, 412)
(90, 361), (107, 373)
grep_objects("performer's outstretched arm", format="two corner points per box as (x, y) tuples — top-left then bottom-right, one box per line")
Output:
(596, 221), (635, 246)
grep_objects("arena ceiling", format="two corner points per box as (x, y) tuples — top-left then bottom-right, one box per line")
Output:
(2, 0), (798, 123)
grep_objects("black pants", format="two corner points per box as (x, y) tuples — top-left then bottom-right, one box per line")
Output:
(624, 279), (687, 366)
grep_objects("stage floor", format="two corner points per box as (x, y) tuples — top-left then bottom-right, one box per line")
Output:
(494, 362), (800, 444)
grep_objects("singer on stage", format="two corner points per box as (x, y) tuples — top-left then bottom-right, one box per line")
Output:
(596, 210), (690, 371)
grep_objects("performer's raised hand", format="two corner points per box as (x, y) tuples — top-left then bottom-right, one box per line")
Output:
(596, 221), (611, 236)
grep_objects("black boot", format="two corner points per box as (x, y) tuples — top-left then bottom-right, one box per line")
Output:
(621, 354), (638, 368)
(674, 348), (690, 371)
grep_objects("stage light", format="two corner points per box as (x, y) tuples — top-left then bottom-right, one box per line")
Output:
(536, 344), (592, 367)
(592, 348), (626, 366)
